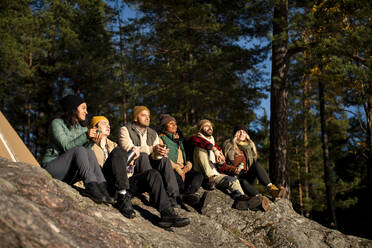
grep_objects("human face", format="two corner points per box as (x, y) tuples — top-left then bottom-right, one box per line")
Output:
(136, 110), (150, 127)
(236, 130), (248, 142)
(97, 119), (110, 137)
(166, 120), (177, 134)
(76, 103), (88, 121)
(201, 122), (213, 137)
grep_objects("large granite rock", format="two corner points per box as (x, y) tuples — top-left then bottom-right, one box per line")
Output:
(0, 157), (371, 248)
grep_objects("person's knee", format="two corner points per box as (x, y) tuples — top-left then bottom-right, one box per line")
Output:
(111, 146), (127, 158)
(72, 146), (87, 156)
(147, 169), (162, 181)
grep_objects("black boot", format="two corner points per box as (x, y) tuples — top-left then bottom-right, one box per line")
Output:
(82, 182), (105, 204)
(158, 207), (190, 228)
(97, 182), (116, 204)
(114, 193), (136, 219)
(181, 193), (200, 207)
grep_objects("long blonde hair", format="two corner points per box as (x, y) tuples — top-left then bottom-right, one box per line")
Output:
(232, 132), (258, 160)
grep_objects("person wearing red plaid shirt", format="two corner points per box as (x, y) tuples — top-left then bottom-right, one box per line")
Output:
(191, 119), (264, 211)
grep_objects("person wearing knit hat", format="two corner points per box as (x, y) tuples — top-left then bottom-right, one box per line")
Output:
(159, 115), (209, 212)
(160, 114), (176, 127)
(190, 119), (262, 211)
(197, 119), (212, 132)
(118, 106), (181, 209)
(42, 96), (115, 206)
(88, 116), (189, 226)
(223, 125), (285, 207)
(132, 106), (150, 122)
(60, 95), (85, 113)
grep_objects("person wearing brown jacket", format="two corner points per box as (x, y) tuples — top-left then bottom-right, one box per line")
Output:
(223, 125), (285, 202)
(90, 116), (190, 228)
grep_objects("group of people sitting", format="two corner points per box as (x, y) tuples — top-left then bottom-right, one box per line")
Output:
(42, 95), (285, 228)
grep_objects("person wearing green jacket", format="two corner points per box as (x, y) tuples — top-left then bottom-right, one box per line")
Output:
(159, 114), (209, 212)
(42, 95), (114, 205)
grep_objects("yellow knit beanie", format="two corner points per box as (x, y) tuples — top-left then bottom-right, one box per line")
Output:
(132, 106), (150, 122)
(90, 116), (109, 128)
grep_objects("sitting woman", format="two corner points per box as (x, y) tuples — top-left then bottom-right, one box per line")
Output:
(223, 125), (285, 202)
(158, 114), (207, 211)
(42, 95), (114, 204)
(89, 116), (190, 228)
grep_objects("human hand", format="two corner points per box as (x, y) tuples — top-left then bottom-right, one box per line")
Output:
(177, 168), (185, 182)
(154, 144), (169, 157)
(87, 128), (102, 142)
(183, 162), (192, 173)
(132, 146), (140, 160)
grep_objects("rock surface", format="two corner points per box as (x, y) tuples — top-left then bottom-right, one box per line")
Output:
(0, 157), (371, 248)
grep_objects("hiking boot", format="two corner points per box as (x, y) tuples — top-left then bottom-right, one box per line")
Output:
(233, 195), (262, 210)
(159, 208), (190, 228)
(197, 191), (212, 214)
(169, 196), (181, 209)
(115, 193), (136, 219)
(181, 193), (200, 207)
(97, 182), (116, 204)
(203, 176), (216, 191)
(82, 182), (105, 204)
(259, 195), (270, 212)
(267, 184), (286, 202)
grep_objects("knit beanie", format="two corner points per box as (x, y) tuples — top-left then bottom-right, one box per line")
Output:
(90, 116), (109, 128)
(233, 125), (249, 137)
(60, 95), (85, 113)
(160, 114), (176, 127)
(198, 119), (212, 131)
(132, 106), (150, 122)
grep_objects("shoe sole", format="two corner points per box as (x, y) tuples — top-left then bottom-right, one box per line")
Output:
(261, 195), (270, 212)
(158, 218), (190, 228)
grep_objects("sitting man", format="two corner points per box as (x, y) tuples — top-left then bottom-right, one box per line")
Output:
(158, 114), (209, 211)
(119, 106), (180, 207)
(90, 116), (190, 228)
(191, 119), (267, 211)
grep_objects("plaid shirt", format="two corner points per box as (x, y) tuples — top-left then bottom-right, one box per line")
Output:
(191, 135), (222, 151)
(191, 135), (237, 175)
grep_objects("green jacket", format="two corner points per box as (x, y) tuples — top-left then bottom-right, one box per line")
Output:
(160, 133), (186, 165)
(42, 118), (90, 165)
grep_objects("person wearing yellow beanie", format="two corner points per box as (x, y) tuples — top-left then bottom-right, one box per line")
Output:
(89, 115), (190, 227)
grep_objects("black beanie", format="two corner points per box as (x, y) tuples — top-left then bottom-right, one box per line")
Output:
(233, 125), (248, 137)
(60, 95), (85, 113)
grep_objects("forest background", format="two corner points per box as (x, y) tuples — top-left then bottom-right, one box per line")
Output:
(0, 0), (371, 240)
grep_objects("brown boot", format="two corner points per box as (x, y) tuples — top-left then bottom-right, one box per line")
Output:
(267, 184), (286, 202)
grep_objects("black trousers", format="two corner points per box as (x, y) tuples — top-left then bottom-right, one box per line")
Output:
(174, 170), (204, 195)
(149, 156), (180, 198)
(102, 147), (170, 212)
(238, 161), (271, 196)
(44, 146), (106, 185)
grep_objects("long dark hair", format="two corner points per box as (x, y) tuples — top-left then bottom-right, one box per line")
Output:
(61, 109), (87, 129)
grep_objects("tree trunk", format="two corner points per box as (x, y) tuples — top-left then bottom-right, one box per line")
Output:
(318, 80), (338, 229)
(303, 77), (311, 217)
(365, 96), (372, 196)
(295, 146), (304, 215)
(269, 0), (290, 198)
